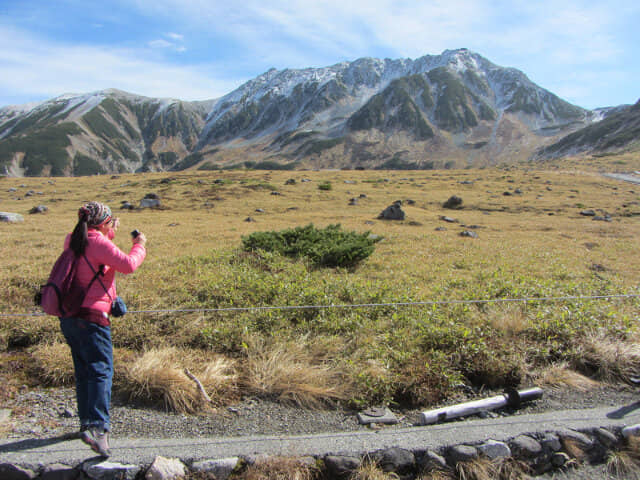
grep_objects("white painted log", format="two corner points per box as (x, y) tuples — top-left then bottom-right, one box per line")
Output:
(419, 388), (543, 425)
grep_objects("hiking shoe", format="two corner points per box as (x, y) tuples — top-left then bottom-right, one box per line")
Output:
(81, 428), (111, 457)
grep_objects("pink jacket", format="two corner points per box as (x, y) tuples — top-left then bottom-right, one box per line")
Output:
(64, 228), (146, 324)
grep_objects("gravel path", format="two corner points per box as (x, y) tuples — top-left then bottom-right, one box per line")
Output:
(2, 383), (637, 440)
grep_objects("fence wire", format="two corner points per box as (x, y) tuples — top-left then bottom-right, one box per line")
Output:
(1, 293), (638, 318)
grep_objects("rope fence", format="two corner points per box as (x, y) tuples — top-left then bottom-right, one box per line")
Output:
(1, 293), (638, 318)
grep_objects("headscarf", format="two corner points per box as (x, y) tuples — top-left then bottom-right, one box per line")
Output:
(78, 201), (112, 227)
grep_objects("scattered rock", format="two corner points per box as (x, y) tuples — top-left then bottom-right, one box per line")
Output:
(378, 203), (405, 220)
(405, 199), (416, 205)
(244, 217), (256, 222)
(301, 178), (311, 182)
(120, 201), (135, 210)
(580, 209), (596, 216)
(25, 190), (35, 197)
(460, 230), (478, 238)
(255, 208), (265, 213)
(440, 216), (458, 223)
(589, 263), (607, 272)
(459, 180), (474, 185)
(435, 227), (447, 231)
(443, 195), (463, 209)
(285, 179), (296, 185)
(145, 456), (187, 480)
(270, 191), (281, 196)
(514, 188), (523, 194)
(503, 191), (513, 196)
(593, 215), (612, 222)
(28, 205), (48, 214)
(0, 212), (24, 222)
(348, 198), (359, 206)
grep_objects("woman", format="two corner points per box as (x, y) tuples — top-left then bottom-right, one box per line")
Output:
(60, 201), (146, 457)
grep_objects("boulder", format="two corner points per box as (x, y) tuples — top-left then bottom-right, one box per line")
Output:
(447, 445), (478, 464)
(82, 460), (140, 480)
(40, 464), (79, 480)
(443, 195), (463, 209)
(510, 435), (542, 458)
(191, 458), (239, 480)
(140, 193), (161, 209)
(370, 447), (415, 474)
(324, 456), (360, 478)
(460, 230), (479, 238)
(378, 203), (405, 220)
(145, 456), (187, 480)
(0, 464), (36, 480)
(478, 440), (511, 459)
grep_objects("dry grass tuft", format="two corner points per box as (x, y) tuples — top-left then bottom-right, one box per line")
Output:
(607, 436), (640, 479)
(350, 461), (400, 480)
(573, 332), (640, 383)
(455, 458), (498, 480)
(531, 362), (600, 391)
(494, 458), (531, 480)
(487, 305), (530, 337)
(240, 339), (350, 409)
(415, 470), (455, 480)
(30, 342), (74, 386)
(240, 457), (320, 480)
(119, 347), (237, 413)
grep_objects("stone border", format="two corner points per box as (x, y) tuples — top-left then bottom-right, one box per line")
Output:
(1, 424), (639, 479)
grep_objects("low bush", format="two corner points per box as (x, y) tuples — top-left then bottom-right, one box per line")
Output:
(241, 224), (381, 268)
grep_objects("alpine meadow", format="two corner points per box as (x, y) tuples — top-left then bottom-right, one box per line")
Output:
(1, 156), (640, 414)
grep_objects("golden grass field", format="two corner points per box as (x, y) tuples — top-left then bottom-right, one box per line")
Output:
(1, 155), (639, 413)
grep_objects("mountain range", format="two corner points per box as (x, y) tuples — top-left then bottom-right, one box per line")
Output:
(0, 49), (637, 176)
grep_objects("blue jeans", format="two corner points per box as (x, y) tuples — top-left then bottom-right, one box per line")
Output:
(60, 317), (113, 432)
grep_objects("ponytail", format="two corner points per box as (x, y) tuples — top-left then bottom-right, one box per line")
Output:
(70, 206), (89, 255)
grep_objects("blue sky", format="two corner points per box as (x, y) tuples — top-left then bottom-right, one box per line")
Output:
(1, 0), (638, 110)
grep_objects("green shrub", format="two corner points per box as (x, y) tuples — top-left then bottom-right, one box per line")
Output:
(318, 181), (332, 191)
(242, 224), (381, 268)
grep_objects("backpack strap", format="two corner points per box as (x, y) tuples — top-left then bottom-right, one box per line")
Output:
(83, 254), (114, 302)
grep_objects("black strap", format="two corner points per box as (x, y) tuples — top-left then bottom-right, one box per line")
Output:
(83, 254), (114, 302)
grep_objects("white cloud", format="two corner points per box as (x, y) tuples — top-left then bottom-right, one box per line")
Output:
(0, 26), (238, 106)
(148, 39), (172, 49)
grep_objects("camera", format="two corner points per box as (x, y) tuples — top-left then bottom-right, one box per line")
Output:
(131, 229), (140, 238)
